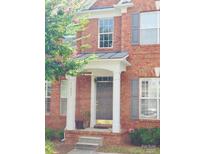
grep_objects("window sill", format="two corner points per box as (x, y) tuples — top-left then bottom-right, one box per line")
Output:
(98, 47), (113, 49)
(139, 118), (160, 121)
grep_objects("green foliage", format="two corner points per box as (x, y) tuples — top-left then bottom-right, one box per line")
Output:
(45, 128), (64, 141)
(45, 0), (95, 81)
(129, 128), (160, 146)
(55, 130), (64, 140)
(45, 140), (54, 154)
(45, 128), (56, 140)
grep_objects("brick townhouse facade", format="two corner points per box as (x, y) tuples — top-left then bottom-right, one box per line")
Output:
(45, 0), (160, 145)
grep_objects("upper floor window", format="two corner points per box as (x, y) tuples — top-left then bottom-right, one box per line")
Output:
(45, 81), (51, 114)
(131, 11), (160, 45)
(98, 18), (114, 48)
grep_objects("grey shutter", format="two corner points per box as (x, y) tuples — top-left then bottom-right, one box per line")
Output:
(131, 79), (139, 120)
(131, 13), (140, 44)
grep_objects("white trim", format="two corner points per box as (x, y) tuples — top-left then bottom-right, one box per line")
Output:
(79, 1), (133, 19)
(79, 8), (121, 19)
(112, 71), (121, 133)
(90, 75), (96, 127)
(45, 81), (51, 114)
(154, 67), (160, 77)
(139, 78), (160, 120)
(84, 57), (130, 73)
(98, 17), (114, 49)
(139, 11), (160, 45)
(65, 76), (77, 130)
(155, 1), (160, 10)
(60, 80), (68, 116)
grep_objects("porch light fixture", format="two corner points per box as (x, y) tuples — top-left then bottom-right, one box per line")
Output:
(154, 67), (160, 77)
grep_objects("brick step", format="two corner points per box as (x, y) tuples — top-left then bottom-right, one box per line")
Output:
(79, 136), (103, 146)
(75, 142), (99, 150)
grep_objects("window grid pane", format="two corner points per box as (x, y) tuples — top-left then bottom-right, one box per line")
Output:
(60, 98), (67, 115)
(60, 80), (68, 115)
(99, 18), (113, 48)
(45, 81), (51, 114)
(45, 98), (51, 113)
(140, 78), (160, 119)
(140, 11), (160, 44)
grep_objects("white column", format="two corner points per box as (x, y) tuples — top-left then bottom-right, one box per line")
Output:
(65, 76), (76, 130)
(112, 71), (121, 133)
(90, 75), (96, 128)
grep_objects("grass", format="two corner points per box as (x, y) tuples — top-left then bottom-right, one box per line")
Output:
(98, 145), (160, 154)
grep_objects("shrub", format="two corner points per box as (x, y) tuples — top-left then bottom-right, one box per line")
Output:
(129, 128), (160, 146)
(45, 140), (54, 154)
(45, 128), (56, 140)
(56, 130), (64, 140)
(45, 128), (64, 141)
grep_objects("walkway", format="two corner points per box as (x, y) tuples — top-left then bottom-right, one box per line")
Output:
(67, 149), (118, 154)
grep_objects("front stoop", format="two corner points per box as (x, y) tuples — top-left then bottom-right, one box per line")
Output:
(65, 129), (129, 146)
(75, 136), (103, 150)
(68, 149), (97, 154)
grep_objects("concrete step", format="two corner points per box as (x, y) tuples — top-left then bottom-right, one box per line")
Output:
(68, 149), (97, 154)
(79, 136), (103, 146)
(75, 142), (99, 150)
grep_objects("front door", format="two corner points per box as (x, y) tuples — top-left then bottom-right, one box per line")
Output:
(96, 77), (113, 125)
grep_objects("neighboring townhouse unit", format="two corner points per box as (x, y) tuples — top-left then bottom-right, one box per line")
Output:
(45, 0), (160, 145)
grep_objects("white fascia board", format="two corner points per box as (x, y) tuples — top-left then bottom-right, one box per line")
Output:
(84, 57), (130, 72)
(114, 2), (134, 9)
(114, 2), (134, 13)
(79, 8), (121, 19)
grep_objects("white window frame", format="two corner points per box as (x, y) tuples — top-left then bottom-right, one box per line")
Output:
(139, 11), (160, 45)
(45, 81), (51, 114)
(98, 17), (114, 48)
(60, 80), (68, 116)
(139, 78), (160, 120)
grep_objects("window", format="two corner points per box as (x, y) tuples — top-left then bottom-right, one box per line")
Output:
(140, 11), (160, 44)
(131, 11), (160, 45)
(60, 80), (68, 115)
(99, 18), (114, 48)
(139, 78), (160, 119)
(45, 81), (51, 114)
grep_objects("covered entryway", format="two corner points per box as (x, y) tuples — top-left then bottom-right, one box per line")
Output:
(96, 77), (113, 125)
(65, 51), (130, 133)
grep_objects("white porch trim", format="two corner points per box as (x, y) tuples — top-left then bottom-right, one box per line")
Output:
(65, 76), (76, 130)
(90, 75), (96, 128)
(112, 71), (121, 133)
(65, 57), (130, 133)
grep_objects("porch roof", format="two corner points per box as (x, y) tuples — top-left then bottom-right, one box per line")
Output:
(75, 51), (129, 60)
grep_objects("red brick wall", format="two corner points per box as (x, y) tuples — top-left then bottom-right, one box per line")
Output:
(45, 76), (91, 130)
(45, 81), (66, 130)
(80, 16), (122, 53)
(46, 0), (160, 130)
(120, 0), (160, 129)
(75, 76), (91, 120)
(91, 0), (119, 9)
